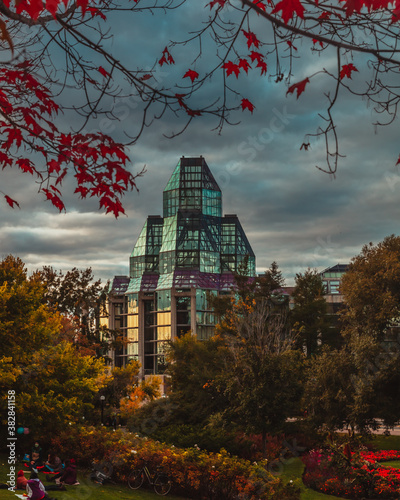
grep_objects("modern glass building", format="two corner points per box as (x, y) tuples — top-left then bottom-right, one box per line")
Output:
(104, 156), (255, 374)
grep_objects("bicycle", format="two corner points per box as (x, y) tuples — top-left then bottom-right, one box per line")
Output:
(128, 462), (171, 496)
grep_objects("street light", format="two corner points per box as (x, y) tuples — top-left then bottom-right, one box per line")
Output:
(100, 395), (105, 425)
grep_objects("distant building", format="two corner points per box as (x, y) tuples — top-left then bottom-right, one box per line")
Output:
(321, 263), (348, 347)
(102, 156), (255, 375)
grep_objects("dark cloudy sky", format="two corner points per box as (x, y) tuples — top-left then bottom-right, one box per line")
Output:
(1, 3), (399, 285)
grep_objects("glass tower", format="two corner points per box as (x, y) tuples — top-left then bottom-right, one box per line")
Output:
(105, 156), (255, 374)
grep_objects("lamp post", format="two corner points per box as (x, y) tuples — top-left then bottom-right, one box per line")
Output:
(100, 395), (105, 425)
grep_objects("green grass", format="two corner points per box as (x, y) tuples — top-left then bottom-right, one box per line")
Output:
(0, 456), (189, 500)
(379, 460), (400, 468)
(281, 458), (345, 500)
(367, 435), (400, 451)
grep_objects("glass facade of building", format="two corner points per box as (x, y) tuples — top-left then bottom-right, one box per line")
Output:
(106, 156), (255, 374)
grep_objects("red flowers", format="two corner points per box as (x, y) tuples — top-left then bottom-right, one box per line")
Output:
(303, 449), (400, 498)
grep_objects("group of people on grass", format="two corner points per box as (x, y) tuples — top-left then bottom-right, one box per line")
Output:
(16, 441), (78, 500)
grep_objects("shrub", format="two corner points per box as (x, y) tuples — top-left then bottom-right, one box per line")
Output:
(303, 448), (400, 499)
(49, 426), (300, 499)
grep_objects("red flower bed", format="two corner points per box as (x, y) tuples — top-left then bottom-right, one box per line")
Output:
(303, 449), (400, 499)
(360, 450), (400, 464)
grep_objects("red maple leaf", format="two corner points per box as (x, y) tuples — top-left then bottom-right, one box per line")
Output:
(88, 7), (107, 20)
(140, 74), (153, 81)
(5, 195), (20, 208)
(242, 30), (260, 49)
(183, 69), (199, 83)
(208, 0), (226, 8)
(318, 11), (331, 19)
(16, 158), (35, 175)
(340, 63), (358, 79)
(253, 0), (268, 11)
(340, 0), (363, 16)
(48, 159), (61, 174)
(16, 0), (44, 20)
(100, 196), (125, 218)
(256, 60), (267, 75)
(312, 38), (324, 48)
(250, 51), (264, 64)
(159, 47), (174, 66)
(185, 108), (202, 117)
(272, 0), (305, 23)
(46, 0), (60, 18)
(241, 98), (255, 113)
(223, 61), (240, 78)
(77, 0), (89, 15)
(115, 166), (132, 186)
(74, 186), (90, 199)
(98, 66), (111, 78)
(51, 194), (65, 212)
(287, 78), (310, 98)
(238, 59), (251, 74)
(56, 168), (68, 186)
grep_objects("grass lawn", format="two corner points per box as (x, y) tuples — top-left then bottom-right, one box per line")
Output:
(281, 458), (345, 500)
(367, 435), (400, 451)
(379, 460), (400, 468)
(0, 455), (190, 500)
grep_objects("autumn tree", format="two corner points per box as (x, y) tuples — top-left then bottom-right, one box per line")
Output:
(0, 255), (61, 364)
(210, 260), (287, 320)
(38, 266), (109, 356)
(216, 297), (304, 455)
(18, 341), (105, 434)
(1, 0), (400, 213)
(165, 333), (229, 424)
(303, 334), (400, 434)
(340, 235), (400, 341)
(0, 255), (107, 435)
(96, 361), (160, 422)
(291, 268), (330, 357)
(304, 236), (400, 433)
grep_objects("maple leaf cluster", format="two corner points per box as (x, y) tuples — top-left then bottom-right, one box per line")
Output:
(221, 31), (266, 78)
(0, 63), (135, 217)
(2, 0), (91, 20)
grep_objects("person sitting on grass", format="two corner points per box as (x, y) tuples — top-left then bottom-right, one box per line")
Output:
(30, 442), (43, 470)
(43, 453), (63, 474)
(17, 470), (28, 490)
(53, 458), (78, 485)
(26, 472), (48, 500)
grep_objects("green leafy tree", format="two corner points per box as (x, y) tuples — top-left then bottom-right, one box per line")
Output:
(217, 297), (304, 454)
(303, 333), (400, 434)
(17, 341), (105, 434)
(291, 268), (329, 357)
(303, 347), (359, 432)
(166, 333), (229, 424)
(335, 235), (400, 430)
(341, 235), (400, 341)
(38, 265), (123, 358)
